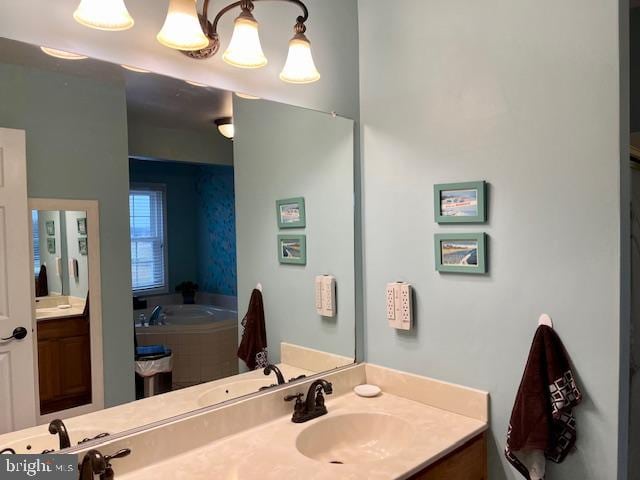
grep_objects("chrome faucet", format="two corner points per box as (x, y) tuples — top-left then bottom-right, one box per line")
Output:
(148, 306), (163, 326)
(284, 379), (333, 423)
(48, 419), (70, 450)
(79, 448), (131, 480)
(263, 364), (285, 385)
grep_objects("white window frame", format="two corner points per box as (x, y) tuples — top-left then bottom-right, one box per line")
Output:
(129, 183), (169, 296)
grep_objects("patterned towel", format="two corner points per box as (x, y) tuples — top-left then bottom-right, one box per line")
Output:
(237, 289), (268, 370)
(505, 325), (582, 479)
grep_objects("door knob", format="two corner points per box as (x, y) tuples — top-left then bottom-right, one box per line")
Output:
(1, 327), (28, 341)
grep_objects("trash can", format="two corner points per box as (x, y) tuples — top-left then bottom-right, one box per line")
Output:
(135, 345), (173, 399)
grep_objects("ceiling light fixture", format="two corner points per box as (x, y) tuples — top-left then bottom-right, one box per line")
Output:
(235, 92), (261, 100)
(185, 80), (209, 87)
(121, 64), (150, 73)
(215, 117), (234, 139)
(71, 0), (320, 84)
(73, 0), (134, 31)
(40, 47), (88, 60)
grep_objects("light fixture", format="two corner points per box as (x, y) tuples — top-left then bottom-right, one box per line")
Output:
(279, 25), (320, 84)
(71, 0), (320, 84)
(73, 0), (134, 31)
(40, 47), (88, 60)
(157, 0), (210, 51)
(215, 117), (234, 139)
(235, 92), (261, 100)
(185, 80), (208, 87)
(222, 4), (267, 68)
(121, 64), (150, 73)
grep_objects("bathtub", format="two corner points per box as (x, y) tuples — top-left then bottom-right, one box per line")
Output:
(135, 304), (239, 389)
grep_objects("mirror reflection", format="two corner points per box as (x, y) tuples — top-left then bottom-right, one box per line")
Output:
(0, 36), (355, 453)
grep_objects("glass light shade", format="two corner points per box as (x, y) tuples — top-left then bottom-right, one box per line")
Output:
(73, 0), (134, 31)
(235, 92), (261, 100)
(40, 47), (88, 60)
(279, 34), (320, 84)
(157, 0), (209, 51)
(185, 80), (208, 87)
(222, 13), (267, 69)
(217, 123), (234, 139)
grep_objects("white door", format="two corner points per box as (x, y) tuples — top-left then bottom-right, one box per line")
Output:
(0, 128), (36, 434)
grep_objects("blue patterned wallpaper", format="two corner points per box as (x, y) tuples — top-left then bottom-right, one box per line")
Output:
(196, 165), (237, 296)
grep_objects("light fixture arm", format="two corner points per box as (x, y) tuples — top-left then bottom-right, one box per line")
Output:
(183, 0), (309, 59)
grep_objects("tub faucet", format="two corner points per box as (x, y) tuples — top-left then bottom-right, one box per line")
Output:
(284, 379), (333, 423)
(48, 419), (70, 450)
(148, 306), (163, 326)
(263, 364), (285, 385)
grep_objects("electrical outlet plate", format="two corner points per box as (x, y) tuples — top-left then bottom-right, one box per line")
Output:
(386, 282), (412, 330)
(315, 275), (336, 317)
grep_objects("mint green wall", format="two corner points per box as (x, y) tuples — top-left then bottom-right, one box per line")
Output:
(234, 99), (355, 363)
(359, 0), (625, 478)
(0, 63), (134, 407)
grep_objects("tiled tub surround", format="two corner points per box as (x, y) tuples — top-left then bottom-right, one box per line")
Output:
(136, 318), (239, 389)
(70, 364), (488, 480)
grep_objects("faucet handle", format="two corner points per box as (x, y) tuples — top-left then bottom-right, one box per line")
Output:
(105, 448), (131, 463)
(284, 393), (304, 403)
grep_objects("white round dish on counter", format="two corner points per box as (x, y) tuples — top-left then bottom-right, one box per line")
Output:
(354, 384), (381, 397)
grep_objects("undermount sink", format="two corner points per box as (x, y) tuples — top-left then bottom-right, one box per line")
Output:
(1, 429), (109, 454)
(296, 413), (415, 464)
(197, 379), (277, 407)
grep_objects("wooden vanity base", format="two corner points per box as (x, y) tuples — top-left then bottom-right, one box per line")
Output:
(409, 433), (487, 480)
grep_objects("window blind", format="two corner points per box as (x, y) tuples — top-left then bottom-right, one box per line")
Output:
(32, 210), (40, 275)
(130, 187), (166, 293)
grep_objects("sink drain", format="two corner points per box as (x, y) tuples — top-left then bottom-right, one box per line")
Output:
(329, 460), (344, 465)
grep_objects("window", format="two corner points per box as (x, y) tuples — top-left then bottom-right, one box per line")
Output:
(32, 210), (40, 275)
(129, 185), (168, 294)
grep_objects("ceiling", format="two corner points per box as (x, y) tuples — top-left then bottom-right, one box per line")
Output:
(0, 37), (232, 133)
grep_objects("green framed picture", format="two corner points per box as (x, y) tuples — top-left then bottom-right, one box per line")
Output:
(278, 234), (306, 265)
(434, 181), (487, 223)
(276, 197), (306, 229)
(47, 237), (56, 254)
(78, 237), (88, 256)
(45, 220), (55, 236)
(434, 233), (487, 274)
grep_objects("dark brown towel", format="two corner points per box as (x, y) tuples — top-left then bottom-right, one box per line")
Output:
(505, 325), (582, 479)
(35, 264), (48, 297)
(237, 289), (268, 370)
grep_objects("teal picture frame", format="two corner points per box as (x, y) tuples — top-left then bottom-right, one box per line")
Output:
(276, 197), (306, 229)
(434, 233), (487, 274)
(278, 234), (307, 265)
(434, 181), (487, 223)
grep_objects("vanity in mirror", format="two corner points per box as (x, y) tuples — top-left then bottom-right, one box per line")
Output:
(0, 36), (356, 453)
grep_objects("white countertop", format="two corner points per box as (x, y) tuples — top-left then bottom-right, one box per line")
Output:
(118, 391), (487, 480)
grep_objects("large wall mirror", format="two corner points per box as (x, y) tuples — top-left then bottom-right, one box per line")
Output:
(0, 36), (356, 453)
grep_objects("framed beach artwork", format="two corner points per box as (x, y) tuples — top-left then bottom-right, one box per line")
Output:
(77, 217), (87, 235)
(276, 197), (306, 229)
(434, 181), (487, 223)
(47, 237), (56, 254)
(434, 233), (487, 274)
(278, 234), (306, 265)
(78, 237), (88, 256)
(46, 220), (55, 236)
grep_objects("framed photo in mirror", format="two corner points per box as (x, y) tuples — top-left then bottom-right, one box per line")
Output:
(46, 237), (56, 254)
(278, 234), (307, 265)
(434, 181), (487, 223)
(276, 197), (306, 228)
(77, 217), (87, 235)
(45, 220), (55, 236)
(78, 237), (88, 256)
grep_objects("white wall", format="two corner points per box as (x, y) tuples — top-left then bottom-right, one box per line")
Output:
(0, 0), (359, 119)
(359, 0), (624, 478)
(234, 98), (355, 363)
